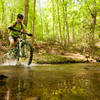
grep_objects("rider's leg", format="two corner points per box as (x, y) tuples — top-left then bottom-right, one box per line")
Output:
(14, 38), (19, 45)
(9, 36), (15, 50)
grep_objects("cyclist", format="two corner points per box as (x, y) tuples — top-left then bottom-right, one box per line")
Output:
(8, 14), (27, 50)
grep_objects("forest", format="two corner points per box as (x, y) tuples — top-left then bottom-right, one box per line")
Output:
(0, 1), (100, 100)
(0, 0), (100, 64)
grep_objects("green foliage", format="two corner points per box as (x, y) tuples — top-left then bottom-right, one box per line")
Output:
(0, 0), (100, 47)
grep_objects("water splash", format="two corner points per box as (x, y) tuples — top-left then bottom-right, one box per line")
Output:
(2, 59), (37, 67)
(2, 59), (17, 66)
(21, 62), (38, 67)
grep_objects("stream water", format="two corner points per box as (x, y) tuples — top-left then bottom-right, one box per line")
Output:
(0, 63), (100, 100)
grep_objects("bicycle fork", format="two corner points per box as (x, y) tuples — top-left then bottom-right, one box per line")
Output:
(19, 41), (26, 57)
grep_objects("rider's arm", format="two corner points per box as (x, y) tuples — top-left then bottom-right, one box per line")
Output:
(8, 24), (15, 31)
(8, 24), (20, 32)
(8, 24), (13, 29)
(8, 27), (19, 32)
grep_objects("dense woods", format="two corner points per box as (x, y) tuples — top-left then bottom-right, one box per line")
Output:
(0, 0), (100, 62)
(0, 1), (100, 99)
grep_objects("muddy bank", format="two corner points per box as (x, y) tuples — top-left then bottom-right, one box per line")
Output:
(1, 53), (88, 65)
(0, 41), (100, 64)
(33, 53), (88, 64)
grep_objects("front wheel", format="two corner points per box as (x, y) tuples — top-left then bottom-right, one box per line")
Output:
(19, 41), (33, 65)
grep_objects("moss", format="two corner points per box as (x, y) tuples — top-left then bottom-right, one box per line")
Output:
(33, 53), (86, 64)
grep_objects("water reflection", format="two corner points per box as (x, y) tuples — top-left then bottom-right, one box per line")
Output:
(0, 64), (100, 100)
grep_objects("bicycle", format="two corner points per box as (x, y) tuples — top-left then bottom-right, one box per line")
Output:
(8, 30), (33, 65)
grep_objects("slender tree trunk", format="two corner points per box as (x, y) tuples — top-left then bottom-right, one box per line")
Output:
(39, 0), (44, 40)
(24, 0), (29, 26)
(23, 0), (29, 40)
(65, 3), (70, 46)
(51, 0), (55, 39)
(62, 1), (70, 47)
(32, 0), (36, 45)
(1, 0), (5, 23)
(62, 0), (66, 47)
(45, 22), (49, 35)
(11, 13), (13, 23)
(56, 0), (62, 44)
(72, 26), (75, 43)
(11, 9), (15, 22)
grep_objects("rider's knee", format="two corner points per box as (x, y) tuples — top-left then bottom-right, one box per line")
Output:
(10, 39), (15, 45)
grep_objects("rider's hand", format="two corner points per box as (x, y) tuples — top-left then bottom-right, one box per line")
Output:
(21, 30), (24, 34)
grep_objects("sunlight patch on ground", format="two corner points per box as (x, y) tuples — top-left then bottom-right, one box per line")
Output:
(95, 41), (100, 48)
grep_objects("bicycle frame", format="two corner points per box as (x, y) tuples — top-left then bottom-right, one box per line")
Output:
(18, 34), (26, 57)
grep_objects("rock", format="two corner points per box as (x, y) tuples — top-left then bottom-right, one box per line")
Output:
(0, 75), (8, 80)
(95, 41), (100, 48)
(26, 97), (40, 100)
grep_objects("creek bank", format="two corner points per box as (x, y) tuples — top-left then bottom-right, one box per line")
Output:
(0, 41), (100, 64)
(33, 53), (88, 64)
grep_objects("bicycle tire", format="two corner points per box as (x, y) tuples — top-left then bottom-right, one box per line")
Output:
(20, 41), (33, 65)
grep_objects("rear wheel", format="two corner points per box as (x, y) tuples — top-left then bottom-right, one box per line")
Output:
(19, 42), (33, 65)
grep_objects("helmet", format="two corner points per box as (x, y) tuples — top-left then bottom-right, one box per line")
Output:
(17, 14), (24, 19)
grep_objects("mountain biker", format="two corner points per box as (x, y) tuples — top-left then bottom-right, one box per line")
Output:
(8, 14), (27, 50)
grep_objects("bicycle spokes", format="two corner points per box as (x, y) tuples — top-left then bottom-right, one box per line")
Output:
(20, 42), (32, 64)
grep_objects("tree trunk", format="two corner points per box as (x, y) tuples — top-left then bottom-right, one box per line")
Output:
(65, 3), (70, 46)
(62, 0), (66, 47)
(11, 12), (14, 23)
(72, 26), (75, 43)
(51, 0), (55, 39)
(1, 0), (5, 23)
(62, 1), (70, 47)
(32, 0), (36, 46)
(56, 0), (62, 44)
(11, 9), (15, 23)
(24, 0), (29, 26)
(89, 3), (97, 57)
(23, 0), (29, 40)
(45, 22), (49, 35)
(39, 0), (44, 40)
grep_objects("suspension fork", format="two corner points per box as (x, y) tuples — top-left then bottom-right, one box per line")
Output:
(19, 40), (26, 57)
(19, 40), (23, 56)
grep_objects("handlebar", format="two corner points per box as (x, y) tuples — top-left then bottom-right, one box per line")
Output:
(21, 32), (32, 36)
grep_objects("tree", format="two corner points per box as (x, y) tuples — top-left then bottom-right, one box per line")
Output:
(32, 0), (36, 45)
(24, 0), (29, 26)
(23, 0), (29, 40)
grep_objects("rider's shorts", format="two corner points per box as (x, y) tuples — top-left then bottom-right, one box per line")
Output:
(9, 36), (18, 42)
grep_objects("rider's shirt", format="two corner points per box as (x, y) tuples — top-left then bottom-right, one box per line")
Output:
(9, 21), (26, 37)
